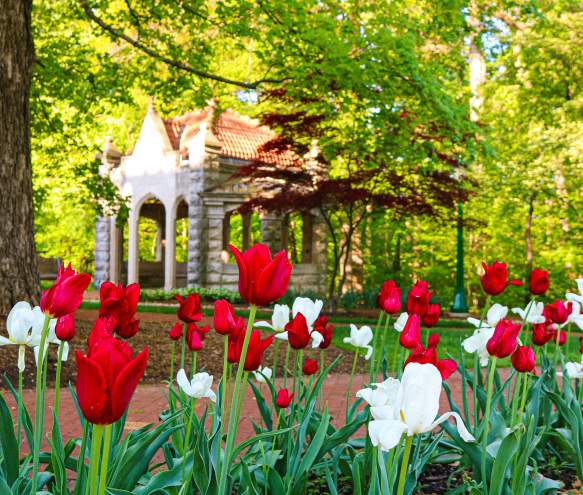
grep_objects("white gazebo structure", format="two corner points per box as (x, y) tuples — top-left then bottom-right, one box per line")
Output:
(94, 101), (328, 293)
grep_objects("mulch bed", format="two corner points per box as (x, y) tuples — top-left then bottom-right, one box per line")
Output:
(1, 318), (357, 389)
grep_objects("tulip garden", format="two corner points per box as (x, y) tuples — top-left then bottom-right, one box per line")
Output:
(0, 244), (582, 494)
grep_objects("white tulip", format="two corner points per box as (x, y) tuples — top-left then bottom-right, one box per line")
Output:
(363, 363), (474, 452)
(253, 366), (272, 383)
(560, 301), (583, 330)
(566, 278), (583, 305)
(255, 304), (290, 333)
(462, 326), (494, 367)
(511, 301), (545, 324)
(0, 302), (42, 371)
(394, 312), (409, 333)
(30, 306), (68, 365)
(563, 357), (583, 379)
(177, 369), (216, 402)
(292, 297), (324, 329)
(343, 324), (373, 360)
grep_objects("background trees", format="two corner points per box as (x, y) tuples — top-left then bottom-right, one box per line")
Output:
(1, 0), (580, 313)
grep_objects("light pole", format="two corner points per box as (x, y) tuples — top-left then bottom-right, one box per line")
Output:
(451, 200), (468, 313)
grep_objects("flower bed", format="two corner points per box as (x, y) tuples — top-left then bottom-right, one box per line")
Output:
(0, 245), (582, 494)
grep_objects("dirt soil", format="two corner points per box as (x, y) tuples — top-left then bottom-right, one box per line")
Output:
(1, 311), (357, 389)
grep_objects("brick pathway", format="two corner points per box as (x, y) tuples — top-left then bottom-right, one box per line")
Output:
(1, 371), (472, 451)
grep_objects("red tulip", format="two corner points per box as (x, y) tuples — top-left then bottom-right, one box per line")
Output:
(186, 323), (210, 351)
(313, 316), (334, 349)
(511, 345), (536, 373)
(275, 388), (293, 408)
(529, 269), (549, 295)
(486, 319), (522, 358)
(55, 313), (75, 341)
(229, 243), (292, 307)
(404, 333), (457, 380)
(175, 293), (203, 323)
(422, 304), (441, 328)
(303, 358), (319, 376)
(240, 330), (274, 371)
(552, 329), (567, 346)
(544, 300), (571, 325)
(532, 322), (555, 346)
(227, 318), (247, 364)
(99, 282), (140, 338)
(213, 299), (236, 335)
(75, 332), (148, 425)
(407, 280), (432, 317)
(168, 322), (183, 341)
(377, 280), (402, 314)
(399, 314), (421, 349)
(285, 313), (311, 349)
(480, 261), (522, 296)
(40, 264), (91, 318)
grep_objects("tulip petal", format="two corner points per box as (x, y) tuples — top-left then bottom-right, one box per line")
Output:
(368, 419), (407, 452)
(75, 351), (108, 424)
(229, 245), (250, 302)
(256, 251), (292, 306)
(254, 321), (274, 330)
(110, 348), (149, 423)
(0, 336), (12, 345)
(399, 363), (441, 435)
(177, 368), (192, 396)
(428, 411), (475, 442)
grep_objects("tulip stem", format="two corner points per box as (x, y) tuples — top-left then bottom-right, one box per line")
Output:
(192, 351), (197, 375)
(54, 341), (65, 418)
(74, 421), (89, 495)
(283, 343), (291, 388)
(565, 322), (572, 359)
(169, 340), (176, 387)
(272, 338), (280, 381)
(32, 314), (51, 493)
(391, 332), (400, 375)
(517, 373), (529, 425)
(89, 424), (104, 495)
(377, 314), (391, 377)
(345, 349), (359, 421)
(98, 424), (112, 495)
(396, 434), (413, 495)
(180, 324), (187, 371)
(369, 311), (384, 381)
(510, 372), (521, 427)
(17, 370), (22, 458)
(181, 396), (195, 483)
(218, 304), (257, 495)
(481, 356), (498, 495)
(218, 334), (228, 474)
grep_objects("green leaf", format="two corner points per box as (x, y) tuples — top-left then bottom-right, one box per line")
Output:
(489, 428), (521, 495)
(0, 391), (18, 485)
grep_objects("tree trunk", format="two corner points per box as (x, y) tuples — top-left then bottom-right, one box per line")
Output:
(0, 0), (40, 320)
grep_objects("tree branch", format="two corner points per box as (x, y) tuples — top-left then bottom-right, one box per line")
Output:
(78, 0), (285, 89)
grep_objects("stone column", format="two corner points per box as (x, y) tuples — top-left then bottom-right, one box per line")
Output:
(155, 221), (163, 262)
(164, 205), (176, 290)
(187, 167), (205, 286)
(109, 217), (122, 284)
(205, 202), (226, 286)
(127, 210), (139, 284)
(260, 212), (283, 252)
(93, 216), (111, 287)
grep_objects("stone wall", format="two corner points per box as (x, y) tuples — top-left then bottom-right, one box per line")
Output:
(93, 216), (111, 288)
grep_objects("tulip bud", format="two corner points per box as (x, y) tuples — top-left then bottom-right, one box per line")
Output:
(213, 299), (235, 335)
(529, 268), (549, 295)
(302, 358), (319, 376)
(275, 388), (293, 408)
(544, 300), (571, 325)
(175, 293), (202, 323)
(480, 261), (522, 296)
(41, 264), (91, 318)
(168, 322), (183, 341)
(486, 319), (522, 358)
(407, 281), (432, 317)
(229, 243), (292, 307)
(511, 345), (536, 373)
(399, 314), (421, 349)
(55, 313), (75, 341)
(377, 280), (402, 315)
(285, 312), (311, 349)
(422, 304), (441, 328)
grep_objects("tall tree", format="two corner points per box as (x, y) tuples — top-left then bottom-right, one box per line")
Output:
(0, 0), (40, 317)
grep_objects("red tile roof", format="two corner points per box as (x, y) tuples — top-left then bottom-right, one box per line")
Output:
(163, 107), (299, 167)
